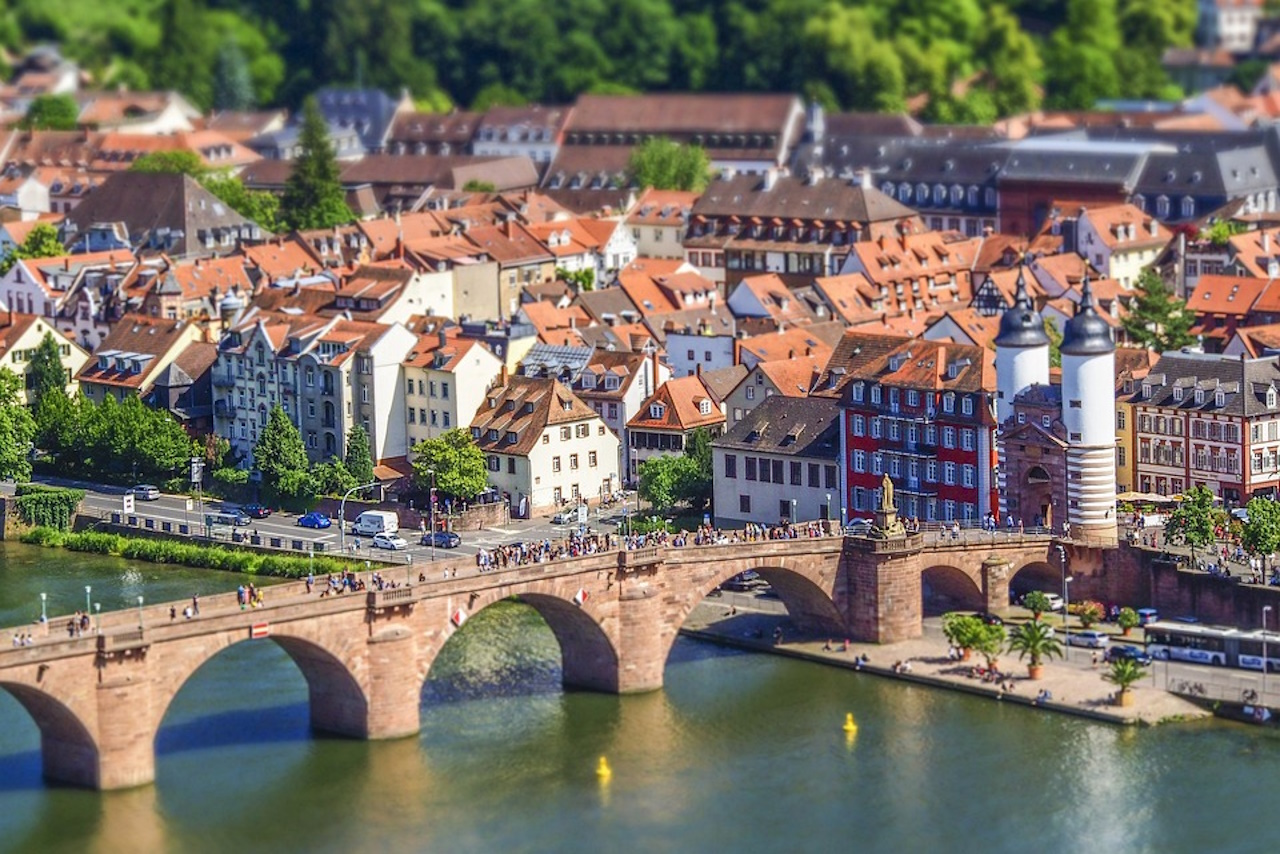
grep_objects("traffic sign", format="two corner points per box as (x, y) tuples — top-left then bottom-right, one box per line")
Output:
(250, 623), (270, 639)
(122, 493), (135, 514)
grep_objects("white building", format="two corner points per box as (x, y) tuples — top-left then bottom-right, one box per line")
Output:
(1198, 0), (1263, 52)
(404, 327), (503, 449)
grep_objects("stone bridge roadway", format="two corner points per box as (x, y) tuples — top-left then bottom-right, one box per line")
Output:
(0, 532), (1060, 790)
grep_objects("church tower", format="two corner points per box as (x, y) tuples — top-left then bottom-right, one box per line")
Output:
(1059, 276), (1117, 545)
(993, 268), (1050, 520)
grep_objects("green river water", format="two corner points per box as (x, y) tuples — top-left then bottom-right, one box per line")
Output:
(0, 541), (1275, 854)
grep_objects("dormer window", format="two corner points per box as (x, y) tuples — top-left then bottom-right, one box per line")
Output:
(471, 427), (482, 439)
(1215, 391), (1225, 408)
(1174, 387), (1184, 402)
(870, 385), (881, 405)
(1268, 388), (1277, 409)
(650, 403), (666, 419)
(852, 381), (864, 402)
(698, 399), (712, 416)
(1194, 389), (1204, 405)
(488, 429), (499, 441)
(506, 431), (517, 444)
(1142, 383), (1152, 398)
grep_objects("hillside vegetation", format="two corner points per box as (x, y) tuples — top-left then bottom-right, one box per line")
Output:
(0, 0), (1196, 118)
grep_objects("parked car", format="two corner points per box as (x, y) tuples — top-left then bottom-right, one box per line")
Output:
(373, 532), (408, 550)
(720, 571), (767, 592)
(422, 531), (462, 549)
(551, 510), (577, 524)
(297, 512), (332, 529)
(1021, 592), (1066, 612)
(242, 503), (272, 519)
(971, 612), (1004, 626)
(1137, 608), (1159, 626)
(844, 519), (873, 535)
(130, 484), (160, 501)
(1105, 644), (1153, 666)
(1066, 630), (1110, 648)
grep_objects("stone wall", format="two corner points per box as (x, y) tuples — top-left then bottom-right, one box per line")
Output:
(1151, 559), (1280, 628)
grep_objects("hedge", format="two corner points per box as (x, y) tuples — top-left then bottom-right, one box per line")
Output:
(18, 527), (361, 579)
(12, 485), (86, 531)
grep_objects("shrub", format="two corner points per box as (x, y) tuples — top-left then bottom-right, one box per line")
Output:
(12, 485), (85, 530)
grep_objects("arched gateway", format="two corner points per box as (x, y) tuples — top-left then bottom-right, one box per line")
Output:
(0, 532), (1062, 789)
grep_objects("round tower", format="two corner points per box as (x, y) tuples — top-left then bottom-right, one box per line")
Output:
(1060, 276), (1117, 545)
(993, 268), (1050, 521)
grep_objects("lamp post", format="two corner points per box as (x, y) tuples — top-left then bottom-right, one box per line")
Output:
(94, 603), (100, 634)
(428, 468), (436, 564)
(825, 492), (831, 523)
(84, 586), (91, 617)
(1054, 545), (1069, 656)
(39, 593), (46, 624)
(137, 596), (144, 631)
(338, 480), (379, 554)
(1264, 605), (1273, 701)
(790, 498), (797, 525)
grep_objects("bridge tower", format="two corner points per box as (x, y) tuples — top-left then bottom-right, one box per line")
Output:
(1060, 275), (1117, 546)
(994, 267), (1050, 521)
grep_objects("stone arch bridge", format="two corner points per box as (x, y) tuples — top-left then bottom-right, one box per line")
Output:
(0, 532), (1066, 790)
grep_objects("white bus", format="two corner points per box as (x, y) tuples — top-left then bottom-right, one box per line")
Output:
(1145, 621), (1280, 671)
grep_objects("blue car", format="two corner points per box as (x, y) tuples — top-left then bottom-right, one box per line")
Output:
(297, 511), (332, 529)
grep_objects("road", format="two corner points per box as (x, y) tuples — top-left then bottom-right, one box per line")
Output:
(2, 478), (630, 569)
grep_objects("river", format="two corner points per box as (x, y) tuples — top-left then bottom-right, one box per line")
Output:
(0, 541), (1275, 854)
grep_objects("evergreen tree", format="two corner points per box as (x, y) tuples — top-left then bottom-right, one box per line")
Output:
(25, 332), (67, 406)
(0, 223), (65, 275)
(150, 0), (214, 109)
(1121, 269), (1194, 352)
(343, 423), (375, 485)
(280, 97), (353, 231)
(254, 405), (313, 500)
(213, 40), (255, 111)
(0, 369), (36, 482)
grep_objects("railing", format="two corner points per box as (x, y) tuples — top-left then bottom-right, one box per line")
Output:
(98, 628), (147, 655)
(212, 374), (236, 388)
(367, 586), (415, 611)
(214, 401), (238, 418)
(619, 546), (662, 568)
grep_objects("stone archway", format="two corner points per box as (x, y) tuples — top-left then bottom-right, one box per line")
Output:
(1009, 560), (1062, 604)
(1024, 466), (1055, 529)
(0, 682), (99, 788)
(921, 565), (984, 616)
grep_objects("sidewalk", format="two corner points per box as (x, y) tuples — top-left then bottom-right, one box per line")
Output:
(681, 603), (1210, 726)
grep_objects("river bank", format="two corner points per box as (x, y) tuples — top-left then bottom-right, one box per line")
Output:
(680, 603), (1211, 726)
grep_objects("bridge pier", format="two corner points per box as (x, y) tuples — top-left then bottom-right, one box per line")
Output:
(843, 538), (925, 644)
(981, 556), (1012, 615)
(362, 625), (421, 740)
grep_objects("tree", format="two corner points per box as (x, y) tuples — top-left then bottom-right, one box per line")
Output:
(627, 137), (710, 192)
(942, 612), (984, 656)
(129, 150), (208, 177)
(410, 428), (488, 500)
(311, 457), (357, 496)
(1070, 600), (1105, 629)
(254, 405), (313, 501)
(25, 333), (67, 407)
(972, 622), (1007, 669)
(1117, 607), (1140, 636)
(0, 369), (36, 481)
(1165, 484), (1217, 564)
(556, 268), (594, 291)
(1006, 619), (1064, 677)
(343, 424), (375, 486)
(149, 0), (214, 109)
(20, 94), (79, 130)
(638, 454), (697, 511)
(1204, 219), (1246, 247)
(1044, 317), (1062, 369)
(213, 40), (255, 111)
(202, 174), (280, 233)
(280, 97), (353, 231)
(1102, 657), (1146, 704)
(1242, 496), (1280, 576)
(1121, 269), (1194, 352)
(462, 179), (497, 193)
(1022, 590), (1053, 620)
(679, 426), (714, 511)
(0, 223), (65, 275)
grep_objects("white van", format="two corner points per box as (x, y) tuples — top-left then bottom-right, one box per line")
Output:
(352, 510), (400, 537)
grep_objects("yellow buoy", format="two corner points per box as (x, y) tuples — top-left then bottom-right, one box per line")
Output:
(596, 756), (612, 779)
(843, 713), (858, 733)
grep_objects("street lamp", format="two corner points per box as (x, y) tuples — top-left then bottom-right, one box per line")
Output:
(790, 498), (797, 525)
(428, 468), (436, 564)
(338, 480), (379, 554)
(1264, 605), (1273, 700)
(825, 492), (831, 522)
(1054, 544), (1069, 655)
(39, 593), (46, 624)
(94, 603), (100, 634)
(137, 595), (144, 631)
(84, 586), (91, 617)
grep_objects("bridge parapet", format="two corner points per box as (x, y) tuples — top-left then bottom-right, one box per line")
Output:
(97, 628), (148, 658)
(366, 586), (415, 613)
(618, 547), (663, 571)
(844, 533), (926, 554)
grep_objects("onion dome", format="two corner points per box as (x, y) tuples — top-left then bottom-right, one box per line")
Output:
(1060, 275), (1115, 356)
(994, 268), (1049, 348)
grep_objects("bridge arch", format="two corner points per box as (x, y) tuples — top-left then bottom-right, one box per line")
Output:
(921, 565), (984, 615)
(0, 682), (99, 788)
(154, 631), (370, 740)
(1009, 560), (1062, 603)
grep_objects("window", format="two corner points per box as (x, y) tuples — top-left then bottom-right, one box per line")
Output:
(561, 426), (571, 441)
(739, 495), (751, 513)
(852, 415), (865, 436)
(961, 429), (975, 451)
(907, 390), (919, 407)
(406, 378), (414, 396)
(961, 397), (974, 416)
(809, 463), (820, 486)
(746, 386), (755, 400)
(508, 458), (516, 474)
(553, 456), (561, 472)
(442, 382), (450, 399)
(429, 381), (437, 398)
(772, 460), (784, 483)
(870, 385), (881, 405)
(962, 465), (975, 488)
(942, 427), (956, 448)
(853, 450), (866, 472)
(852, 383), (864, 403)
(650, 403), (665, 418)
(943, 393), (955, 414)
(570, 454), (579, 470)
(943, 461), (957, 485)
(745, 457), (757, 480)
(1117, 410), (1126, 430)
(870, 419), (882, 439)
(825, 466), (837, 489)
(409, 409), (416, 424)
(791, 461), (802, 485)
(725, 455), (737, 478)
(699, 399), (712, 416)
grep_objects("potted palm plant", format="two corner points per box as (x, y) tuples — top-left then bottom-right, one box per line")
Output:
(1117, 607), (1140, 637)
(1103, 657), (1145, 706)
(1006, 620), (1063, 679)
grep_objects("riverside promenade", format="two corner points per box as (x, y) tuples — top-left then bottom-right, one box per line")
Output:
(681, 603), (1210, 726)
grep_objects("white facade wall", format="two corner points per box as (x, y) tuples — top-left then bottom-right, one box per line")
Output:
(666, 332), (735, 377)
(366, 324), (418, 461)
(712, 448), (839, 526)
(995, 343), (1050, 427)
(1062, 352), (1116, 447)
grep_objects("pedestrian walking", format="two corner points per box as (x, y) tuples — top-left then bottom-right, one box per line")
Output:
(191, 593), (199, 616)
(1091, 650), (1099, 669)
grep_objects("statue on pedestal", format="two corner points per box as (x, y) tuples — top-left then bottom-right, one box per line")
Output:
(871, 474), (906, 539)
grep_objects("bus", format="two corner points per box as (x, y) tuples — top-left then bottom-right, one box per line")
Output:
(1144, 621), (1280, 671)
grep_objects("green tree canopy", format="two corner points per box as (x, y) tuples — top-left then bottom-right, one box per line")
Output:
(638, 453), (698, 511)
(1006, 619), (1064, 670)
(129, 150), (208, 178)
(25, 332), (67, 406)
(213, 39), (255, 111)
(280, 97), (353, 231)
(343, 423), (375, 485)
(20, 94), (79, 130)
(627, 138), (710, 192)
(311, 457), (357, 496)
(1121, 269), (1195, 353)
(0, 369), (37, 481)
(254, 405), (313, 501)
(202, 174), (280, 233)
(0, 223), (65, 275)
(1241, 497), (1280, 572)
(1165, 485), (1217, 563)
(410, 428), (488, 500)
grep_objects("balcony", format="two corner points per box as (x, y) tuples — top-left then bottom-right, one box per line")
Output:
(212, 373), (236, 388)
(214, 401), (238, 418)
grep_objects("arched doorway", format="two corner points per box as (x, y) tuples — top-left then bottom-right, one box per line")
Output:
(921, 565), (983, 616)
(1009, 561), (1062, 604)
(1025, 466), (1054, 529)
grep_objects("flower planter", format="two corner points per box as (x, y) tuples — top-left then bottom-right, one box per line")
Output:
(1114, 690), (1135, 707)
(1027, 664), (1043, 680)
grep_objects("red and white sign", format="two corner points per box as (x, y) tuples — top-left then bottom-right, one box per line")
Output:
(451, 608), (468, 628)
(250, 623), (270, 639)
(573, 589), (588, 607)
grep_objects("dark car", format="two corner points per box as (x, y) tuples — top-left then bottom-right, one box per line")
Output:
(1105, 644), (1153, 666)
(242, 503), (272, 519)
(297, 511), (332, 529)
(720, 571), (767, 592)
(971, 612), (1004, 627)
(421, 530), (462, 549)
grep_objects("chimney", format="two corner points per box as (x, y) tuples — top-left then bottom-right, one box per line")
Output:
(500, 363), (509, 386)
(762, 168), (778, 191)
(696, 362), (702, 378)
(1265, 232), (1272, 253)
(438, 327), (447, 349)
(650, 349), (659, 394)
